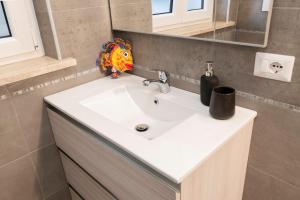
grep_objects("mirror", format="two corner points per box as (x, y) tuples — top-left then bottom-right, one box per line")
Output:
(109, 0), (274, 47)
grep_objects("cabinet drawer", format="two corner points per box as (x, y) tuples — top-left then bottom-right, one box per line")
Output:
(61, 152), (117, 200)
(48, 109), (180, 200)
(69, 187), (83, 200)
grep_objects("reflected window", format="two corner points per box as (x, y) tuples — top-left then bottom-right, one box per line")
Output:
(0, 2), (11, 39)
(152, 0), (173, 15)
(187, 0), (204, 11)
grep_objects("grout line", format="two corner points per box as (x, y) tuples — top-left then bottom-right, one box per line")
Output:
(0, 153), (31, 170)
(28, 151), (46, 199)
(29, 140), (67, 200)
(0, 142), (55, 170)
(45, 0), (62, 60)
(273, 7), (300, 10)
(5, 86), (32, 162)
(51, 5), (108, 13)
(135, 65), (300, 113)
(237, 91), (300, 113)
(9, 67), (99, 97)
(1, 65), (300, 114)
(45, 185), (70, 200)
(248, 165), (300, 190)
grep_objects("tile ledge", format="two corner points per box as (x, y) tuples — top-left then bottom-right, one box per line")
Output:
(0, 56), (77, 87)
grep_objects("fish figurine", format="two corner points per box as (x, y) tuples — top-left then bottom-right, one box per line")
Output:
(97, 38), (134, 78)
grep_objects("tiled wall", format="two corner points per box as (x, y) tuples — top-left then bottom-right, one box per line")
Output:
(216, 0), (239, 22)
(33, 0), (58, 59)
(115, 0), (300, 199)
(110, 0), (152, 33)
(0, 0), (111, 200)
(1, 0), (299, 200)
(237, 0), (268, 31)
(216, 0), (268, 32)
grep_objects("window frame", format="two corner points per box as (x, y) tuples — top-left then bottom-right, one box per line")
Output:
(152, 0), (214, 31)
(0, 0), (44, 66)
(0, 1), (12, 39)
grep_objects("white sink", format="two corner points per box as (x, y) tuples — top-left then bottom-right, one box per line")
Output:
(80, 85), (196, 140)
(44, 74), (257, 183)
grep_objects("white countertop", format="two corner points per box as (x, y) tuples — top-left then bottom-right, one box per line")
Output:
(45, 74), (257, 184)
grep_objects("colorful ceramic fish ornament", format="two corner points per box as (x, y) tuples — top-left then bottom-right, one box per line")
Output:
(97, 38), (134, 78)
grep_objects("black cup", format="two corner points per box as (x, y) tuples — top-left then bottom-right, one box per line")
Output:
(209, 86), (235, 120)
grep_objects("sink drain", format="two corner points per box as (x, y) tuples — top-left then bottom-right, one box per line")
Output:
(135, 124), (149, 132)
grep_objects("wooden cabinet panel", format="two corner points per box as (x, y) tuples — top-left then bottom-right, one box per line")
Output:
(61, 153), (117, 200)
(48, 109), (180, 200)
(180, 122), (254, 200)
(70, 187), (83, 200)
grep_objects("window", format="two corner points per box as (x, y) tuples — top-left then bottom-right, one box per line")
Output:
(152, 0), (213, 31)
(0, 2), (11, 39)
(0, 0), (43, 65)
(152, 0), (173, 15)
(187, 0), (204, 11)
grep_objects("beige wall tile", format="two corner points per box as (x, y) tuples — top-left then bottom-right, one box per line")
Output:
(237, 95), (300, 187)
(32, 0), (48, 13)
(274, 0), (300, 7)
(0, 87), (17, 134)
(110, 0), (150, 6)
(46, 187), (71, 200)
(0, 128), (29, 167)
(7, 68), (78, 151)
(237, 0), (268, 31)
(52, 5), (112, 70)
(243, 166), (300, 200)
(50, 0), (109, 11)
(0, 156), (43, 200)
(115, 31), (214, 80)
(30, 145), (67, 198)
(0, 87), (29, 166)
(110, 1), (152, 33)
(7, 89), (55, 151)
(35, 11), (58, 59)
(32, 0), (59, 59)
(75, 56), (105, 85)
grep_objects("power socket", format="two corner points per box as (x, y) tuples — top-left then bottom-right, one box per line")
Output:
(254, 52), (295, 82)
(269, 62), (283, 74)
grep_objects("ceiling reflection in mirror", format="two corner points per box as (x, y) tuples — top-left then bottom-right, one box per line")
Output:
(109, 0), (273, 47)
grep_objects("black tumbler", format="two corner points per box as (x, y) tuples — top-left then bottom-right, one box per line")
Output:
(209, 87), (235, 120)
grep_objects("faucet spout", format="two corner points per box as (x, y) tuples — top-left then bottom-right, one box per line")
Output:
(143, 79), (160, 86)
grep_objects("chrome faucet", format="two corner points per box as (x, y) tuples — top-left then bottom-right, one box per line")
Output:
(143, 70), (170, 93)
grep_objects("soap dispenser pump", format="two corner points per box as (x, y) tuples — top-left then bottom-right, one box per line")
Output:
(201, 61), (219, 106)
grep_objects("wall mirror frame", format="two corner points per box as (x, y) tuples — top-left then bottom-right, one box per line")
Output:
(109, 0), (274, 48)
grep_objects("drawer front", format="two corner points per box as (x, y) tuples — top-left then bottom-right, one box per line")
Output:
(61, 153), (117, 200)
(48, 109), (179, 200)
(70, 187), (83, 200)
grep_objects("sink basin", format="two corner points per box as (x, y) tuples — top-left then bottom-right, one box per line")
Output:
(80, 85), (196, 140)
(45, 74), (257, 183)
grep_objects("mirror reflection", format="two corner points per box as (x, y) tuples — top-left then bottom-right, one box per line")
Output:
(109, 0), (273, 47)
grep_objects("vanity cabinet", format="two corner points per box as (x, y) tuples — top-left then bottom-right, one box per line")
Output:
(48, 108), (253, 200)
(48, 108), (180, 200)
(61, 153), (117, 200)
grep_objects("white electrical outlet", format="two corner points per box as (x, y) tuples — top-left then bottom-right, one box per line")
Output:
(254, 52), (295, 82)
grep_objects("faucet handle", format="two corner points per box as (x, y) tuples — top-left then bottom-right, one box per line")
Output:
(158, 70), (169, 83)
(149, 69), (169, 83)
